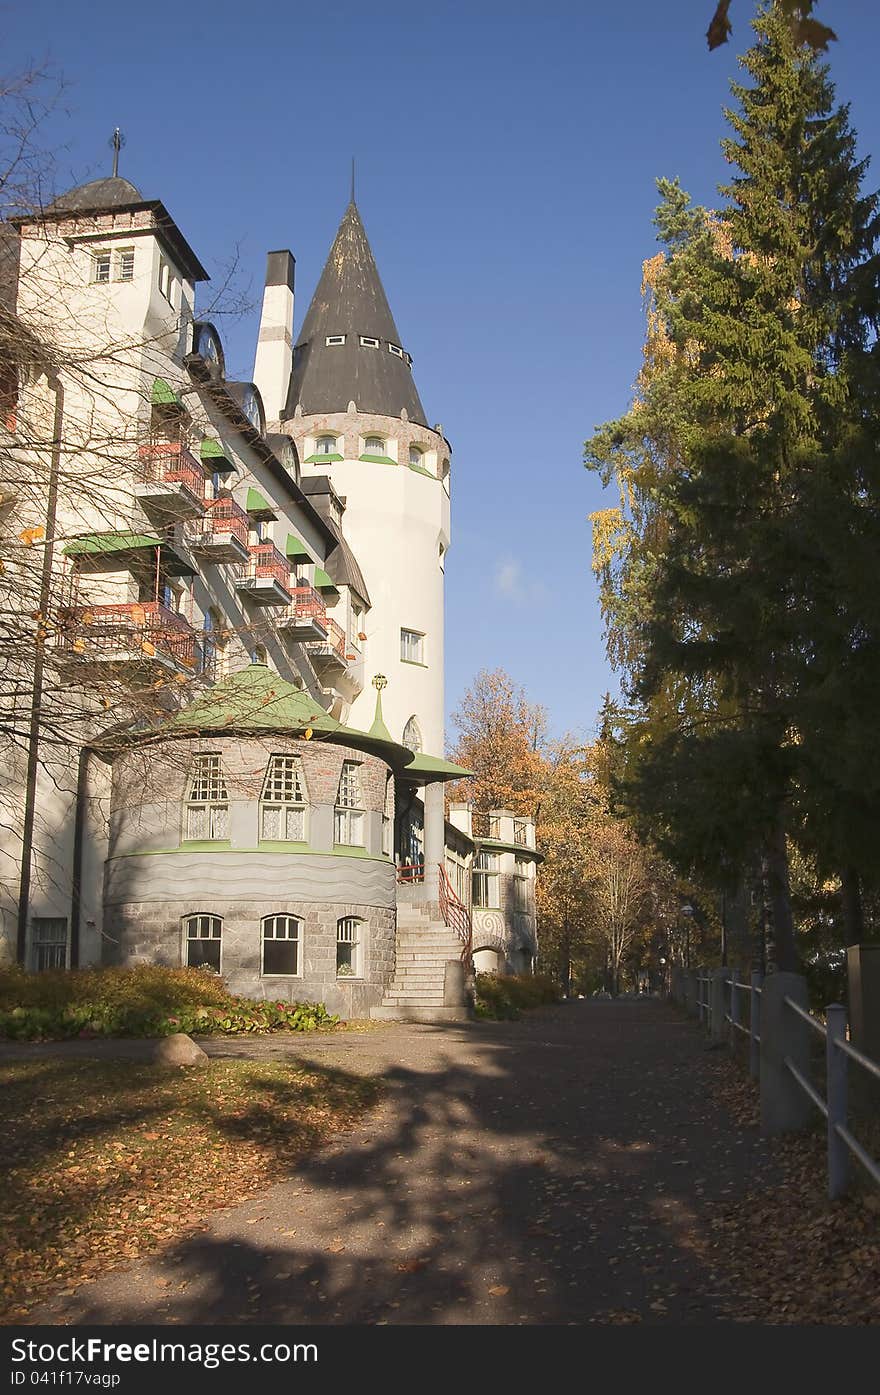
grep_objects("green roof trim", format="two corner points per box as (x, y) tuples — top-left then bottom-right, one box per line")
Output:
(477, 837), (544, 862)
(63, 531), (162, 558)
(408, 462), (437, 478)
(314, 567), (338, 593)
(200, 437), (226, 460)
(151, 377), (184, 408)
(303, 452), (344, 464)
(246, 487), (275, 516)
(285, 533), (311, 562)
(402, 752), (475, 783)
(359, 453), (397, 466)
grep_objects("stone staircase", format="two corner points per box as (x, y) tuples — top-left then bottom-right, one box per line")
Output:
(371, 904), (471, 1022)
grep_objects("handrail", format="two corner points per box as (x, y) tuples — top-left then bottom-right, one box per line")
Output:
(438, 862), (473, 968)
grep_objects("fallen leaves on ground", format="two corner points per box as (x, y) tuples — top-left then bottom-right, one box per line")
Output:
(0, 1057), (380, 1322)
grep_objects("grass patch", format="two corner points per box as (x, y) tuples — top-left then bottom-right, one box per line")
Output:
(0, 1056), (380, 1321)
(474, 972), (561, 1020)
(0, 966), (336, 1040)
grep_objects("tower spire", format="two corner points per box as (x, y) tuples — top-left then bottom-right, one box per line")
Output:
(350, 157), (355, 206)
(110, 127), (124, 178)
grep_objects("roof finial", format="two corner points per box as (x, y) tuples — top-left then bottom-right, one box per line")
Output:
(350, 156), (355, 206)
(109, 127), (125, 178)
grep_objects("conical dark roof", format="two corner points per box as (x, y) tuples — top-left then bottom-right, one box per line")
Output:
(283, 202), (427, 426)
(48, 177), (145, 212)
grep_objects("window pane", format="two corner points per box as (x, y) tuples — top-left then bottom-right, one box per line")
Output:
(261, 806), (281, 840)
(186, 805), (208, 840)
(210, 805), (229, 839)
(263, 939), (298, 975)
(284, 806), (305, 840)
(187, 937), (221, 971)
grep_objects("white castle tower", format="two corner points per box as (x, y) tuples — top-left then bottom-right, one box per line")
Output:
(253, 200), (451, 757)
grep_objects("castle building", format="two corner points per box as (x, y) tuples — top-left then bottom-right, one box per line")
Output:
(0, 168), (539, 1017)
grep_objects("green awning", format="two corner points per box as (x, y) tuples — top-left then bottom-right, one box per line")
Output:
(64, 531), (162, 558)
(285, 533), (311, 562)
(151, 377), (184, 408)
(200, 438), (234, 473)
(314, 567), (339, 596)
(246, 488), (275, 517)
(401, 752), (475, 784)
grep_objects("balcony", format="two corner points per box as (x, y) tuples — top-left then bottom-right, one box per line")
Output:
(135, 443), (206, 521)
(234, 542), (293, 606)
(307, 618), (365, 699)
(277, 584), (329, 641)
(188, 497), (250, 564)
(54, 601), (199, 671)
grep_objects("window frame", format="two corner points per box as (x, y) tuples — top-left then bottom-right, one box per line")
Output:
(316, 435), (338, 455)
(183, 913), (223, 973)
(336, 917), (363, 978)
(363, 436), (385, 455)
(184, 753), (230, 843)
(325, 334), (346, 346)
(92, 251), (111, 284)
(30, 917), (69, 972)
(359, 335), (379, 349)
(513, 857), (530, 911)
(400, 628), (425, 665)
(261, 914), (302, 978)
(472, 851), (500, 910)
(334, 760), (365, 847)
(259, 754), (308, 844)
(116, 247), (135, 282)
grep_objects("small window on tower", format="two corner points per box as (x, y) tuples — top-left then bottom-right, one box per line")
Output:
(116, 248), (135, 282)
(364, 437), (385, 456)
(93, 252), (111, 284)
(388, 343), (404, 358)
(400, 629), (425, 665)
(359, 335), (379, 349)
(316, 436), (337, 455)
(325, 335), (346, 346)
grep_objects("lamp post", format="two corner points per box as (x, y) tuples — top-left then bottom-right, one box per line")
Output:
(681, 903), (695, 969)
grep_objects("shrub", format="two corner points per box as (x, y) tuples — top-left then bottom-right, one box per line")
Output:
(0, 966), (337, 1040)
(474, 971), (561, 1020)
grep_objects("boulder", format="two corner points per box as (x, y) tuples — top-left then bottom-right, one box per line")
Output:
(151, 1033), (209, 1068)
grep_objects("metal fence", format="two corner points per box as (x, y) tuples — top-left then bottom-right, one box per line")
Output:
(674, 966), (880, 1201)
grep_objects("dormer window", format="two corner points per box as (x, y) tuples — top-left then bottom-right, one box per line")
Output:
(409, 446), (424, 468)
(325, 335), (346, 346)
(364, 437), (385, 456)
(359, 335), (379, 349)
(316, 436), (337, 455)
(93, 252), (111, 284)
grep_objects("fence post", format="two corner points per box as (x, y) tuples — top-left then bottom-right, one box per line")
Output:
(826, 1003), (849, 1201)
(698, 971), (707, 1028)
(749, 970), (762, 1080)
(759, 972), (813, 1136)
(683, 971), (698, 1018)
(710, 967), (731, 1043)
(730, 969), (741, 1050)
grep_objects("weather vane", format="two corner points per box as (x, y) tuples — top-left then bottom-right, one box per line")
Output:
(109, 127), (125, 178)
(372, 673), (387, 691)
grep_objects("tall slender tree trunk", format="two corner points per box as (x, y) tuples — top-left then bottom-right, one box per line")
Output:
(765, 813), (798, 972)
(841, 866), (865, 946)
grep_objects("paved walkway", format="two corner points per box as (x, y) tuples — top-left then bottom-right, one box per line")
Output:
(28, 1000), (775, 1325)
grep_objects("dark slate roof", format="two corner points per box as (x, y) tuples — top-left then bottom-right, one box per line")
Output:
(282, 202), (427, 427)
(48, 177), (145, 212)
(299, 475), (371, 606)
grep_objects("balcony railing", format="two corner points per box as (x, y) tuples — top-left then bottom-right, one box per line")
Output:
(55, 601), (199, 668)
(245, 542), (291, 588)
(325, 617), (348, 658)
(190, 497), (249, 547)
(137, 442), (205, 499)
(291, 584), (327, 626)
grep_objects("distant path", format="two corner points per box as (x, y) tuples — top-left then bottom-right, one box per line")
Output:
(27, 1000), (777, 1325)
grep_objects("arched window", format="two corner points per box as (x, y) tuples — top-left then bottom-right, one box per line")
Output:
(337, 917), (363, 977)
(409, 445), (424, 468)
(334, 761), (364, 846)
(364, 436), (385, 456)
(184, 914), (222, 971)
(316, 435), (337, 455)
(260, 755), (307, 841)
(185, 754), (228, 841)
(261, 914), (301, 976)
(402, 716), (422, 753)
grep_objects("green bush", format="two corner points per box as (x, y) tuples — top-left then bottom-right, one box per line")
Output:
(474, 971), (561, 1021)
(0, 966), (337, 1040)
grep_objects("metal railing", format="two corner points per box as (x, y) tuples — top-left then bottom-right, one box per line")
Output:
(197, 496), (249, 544)
(290, 584), (327, 625)
(55, 600), (199, 668)
(137, 442), (205, 499)
(396, 862), (424, 884)
(439, 862), (473, 968)
(240, 542), (292, 591)
(726, 972), (763, 1079)
(781, 994), (880, 1200)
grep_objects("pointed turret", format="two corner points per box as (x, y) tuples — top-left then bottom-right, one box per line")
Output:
(282, 201), (427, 426)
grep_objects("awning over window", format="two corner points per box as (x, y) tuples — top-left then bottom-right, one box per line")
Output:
(150, 377), (184, 408)
(200, 437), (235, 474)
(62, 530), (195, 577)
(64, 531), (162, 557)
(285, 533), (311, 562)
(314, 567), (339, 596)
(245, 487), (275, 517)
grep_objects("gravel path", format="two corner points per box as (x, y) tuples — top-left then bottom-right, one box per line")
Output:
(26, 999), (776, 1325)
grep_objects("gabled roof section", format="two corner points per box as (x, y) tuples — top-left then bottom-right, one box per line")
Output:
(282, 201), (427, 426)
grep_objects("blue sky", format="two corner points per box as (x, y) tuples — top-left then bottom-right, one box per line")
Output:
(5, 0), (880, 743)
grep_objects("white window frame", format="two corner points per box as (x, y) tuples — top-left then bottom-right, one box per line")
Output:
(514, 858), (530, 912)
(30, 917), (69, 971)
(116, 248), (135, 282)
(261, 914), (302, 978)
(316, 436), (337, 455)
(336, 917), (363, 978)
(93, 251), (111, 284)
(334, 761), (365, 846)
(260, 755), (308, 843)
(400, 628), (425, 665)
(185, 753), (229, 842)
(363, 436), (385, 455)
(513, 819), (529, 846)
(388, 343), (404, 358)
(325, 334), (346, 346)
(473, 852), (500, 910)
(183, 914), (223, 972)
(359, 335), (379, 349)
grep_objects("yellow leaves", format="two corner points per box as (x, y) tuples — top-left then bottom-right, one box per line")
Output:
(304, 727), (313, 740)
(141, 640), (156, 657)
(18, 526), (44, 546)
